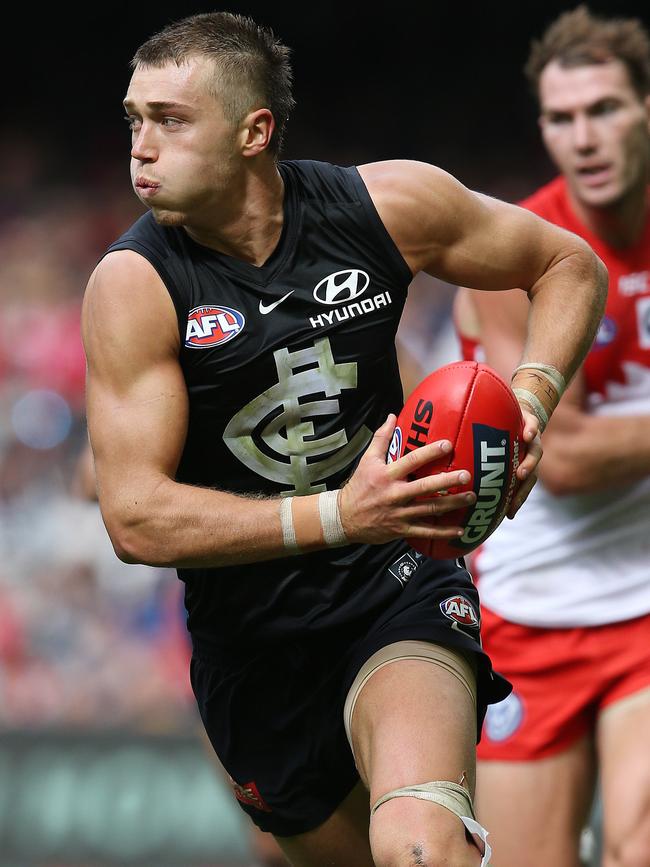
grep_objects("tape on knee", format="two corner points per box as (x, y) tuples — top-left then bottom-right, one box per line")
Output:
(371, 781), (492, 866)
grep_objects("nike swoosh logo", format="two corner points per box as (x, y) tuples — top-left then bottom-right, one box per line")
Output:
(259, 291), (294, 315)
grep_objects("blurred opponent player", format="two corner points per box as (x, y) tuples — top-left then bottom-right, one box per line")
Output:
(82, 11), (606, 866)
(455, 7), (650, 866)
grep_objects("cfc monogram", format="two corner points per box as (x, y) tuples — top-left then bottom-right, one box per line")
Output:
(223, 338), (372, 494)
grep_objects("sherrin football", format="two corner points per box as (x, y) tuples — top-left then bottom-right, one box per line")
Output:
(387, 361), (526, 560)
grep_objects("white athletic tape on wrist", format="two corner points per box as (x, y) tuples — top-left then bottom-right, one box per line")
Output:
(513, 362), (566, 396)
(279, 496), (299, 552)
(512, 387), (549, 429)
(371, 781), (491, 866)
(318, 490), (347, 546)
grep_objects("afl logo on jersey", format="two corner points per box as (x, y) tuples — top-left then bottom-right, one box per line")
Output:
(313, 269), (370, 305)
(386, 426), (402, 464)
(185, 305), (245, 349)
(440, 595), (480, 628)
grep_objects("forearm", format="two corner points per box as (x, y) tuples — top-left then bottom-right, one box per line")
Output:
(104, 477), (330, 568)
(99, 420), (479, 569)
(522, 247), (608, 384)
(541, 409), (650, 494)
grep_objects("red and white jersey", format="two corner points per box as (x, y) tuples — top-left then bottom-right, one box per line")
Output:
(475, 176), (650, 627)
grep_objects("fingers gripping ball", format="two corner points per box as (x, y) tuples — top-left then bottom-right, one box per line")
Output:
(388, 361), (526, 559)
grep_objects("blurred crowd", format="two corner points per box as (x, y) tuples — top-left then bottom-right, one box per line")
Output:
(0, 138), (194, 732)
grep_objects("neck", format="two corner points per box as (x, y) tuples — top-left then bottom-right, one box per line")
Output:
(568, 182), (648, 248)
(184, 158), (285, 265)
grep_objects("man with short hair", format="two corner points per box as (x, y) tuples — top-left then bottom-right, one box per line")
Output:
(82, 12), (606, 866)
(455, 6), (650, 866)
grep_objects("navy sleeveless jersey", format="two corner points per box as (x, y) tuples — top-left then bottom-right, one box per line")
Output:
(105, 159), (419, 648)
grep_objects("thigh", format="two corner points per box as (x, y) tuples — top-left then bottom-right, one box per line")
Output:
(274, 782), (373, 867)
(351, 654), (483, 866)
(597, 688), (650, 867)
(476, 737), (596, 867)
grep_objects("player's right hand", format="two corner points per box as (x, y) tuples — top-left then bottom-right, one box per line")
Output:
(338, 414), (476, 545)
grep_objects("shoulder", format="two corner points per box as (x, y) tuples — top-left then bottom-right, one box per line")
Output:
(356, 160), (495, 273)
(357, 160), (464, 204)
(82, 250), (179, 355)
(357, 160), (476, 233)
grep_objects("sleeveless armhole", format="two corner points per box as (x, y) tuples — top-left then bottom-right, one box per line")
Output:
(101, 240), (186, 339)
(347, 166), (414, 285)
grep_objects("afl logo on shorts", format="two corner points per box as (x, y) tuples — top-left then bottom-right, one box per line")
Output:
(386, 426), (402, 464)
(440, 595), (479, 627)
(313, 269), (369, 305)
(185, 305), (245, 349)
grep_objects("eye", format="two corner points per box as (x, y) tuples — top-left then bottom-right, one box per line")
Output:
(161, 117), (183, 128)
(124, 115), (141, 132)
(546, 112), (572, 125)
(590, 99), (621, 117)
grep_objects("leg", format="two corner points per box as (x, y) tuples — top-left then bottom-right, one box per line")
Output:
(273, 781), (373, 867)
(598, 688), (650, 867)
(251, 825), (290, 866)
(351, 654), (482, 867)
(476, 736), (596, 867)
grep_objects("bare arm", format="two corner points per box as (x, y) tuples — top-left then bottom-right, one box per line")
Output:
(470, 285), (650, 495)
(83, 250), (475, 568)
(358, 160), (607, 513)
(358, 160), (607, 386)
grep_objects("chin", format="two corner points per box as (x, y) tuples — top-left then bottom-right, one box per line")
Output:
(151, 208), (187, 227)
(574, 183), (623, 211)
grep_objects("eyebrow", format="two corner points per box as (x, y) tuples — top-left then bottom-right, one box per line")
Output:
(122, 99), (194, 112)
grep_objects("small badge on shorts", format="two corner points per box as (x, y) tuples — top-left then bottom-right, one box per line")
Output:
(440, 595), (480, 628)
(388, 550), (422, 586)
(484, 691), (524, 742)
(229, 777), (272, 812)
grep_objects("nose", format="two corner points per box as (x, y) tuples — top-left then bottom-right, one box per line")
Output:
(572, 114), (597, 153)
(131, 123), (157, 162)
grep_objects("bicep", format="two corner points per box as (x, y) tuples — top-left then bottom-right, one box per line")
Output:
(82, 252), (187, 517)
(360, 160), (586, 291)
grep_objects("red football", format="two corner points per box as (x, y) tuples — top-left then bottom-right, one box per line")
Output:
(387, 361), (526, 560)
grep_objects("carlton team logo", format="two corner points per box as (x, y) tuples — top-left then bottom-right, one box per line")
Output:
(386, 426), (402, 464)
(185, 305), (245, 349)
(440, 595), (479, 627)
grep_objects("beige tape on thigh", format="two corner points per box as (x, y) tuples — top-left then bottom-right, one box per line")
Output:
(343, 640), (477, 749)
(372, 781), (492, 866)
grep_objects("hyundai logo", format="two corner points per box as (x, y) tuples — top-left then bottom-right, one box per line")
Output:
(313, 269), (370, 305)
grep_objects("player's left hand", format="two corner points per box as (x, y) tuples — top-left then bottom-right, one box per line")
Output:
(507, 407), (542, 519)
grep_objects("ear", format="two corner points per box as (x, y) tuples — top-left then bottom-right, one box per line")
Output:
(240, 108), (276, 157)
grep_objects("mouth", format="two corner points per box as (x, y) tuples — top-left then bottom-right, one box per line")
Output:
(135, 177), (160, 192)
(575, 164), (613, 187)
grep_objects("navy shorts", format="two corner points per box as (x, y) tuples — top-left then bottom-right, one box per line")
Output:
(190, 554), (510, 837)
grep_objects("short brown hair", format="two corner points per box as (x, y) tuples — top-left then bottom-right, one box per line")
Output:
(131, 12), (295, 154)
(525, 5), (650, 99)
